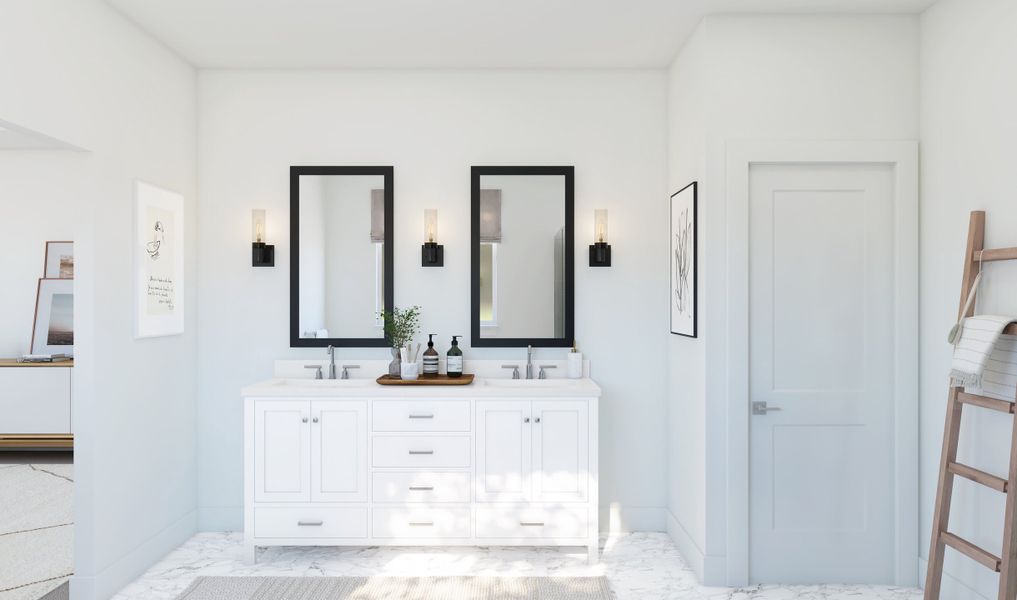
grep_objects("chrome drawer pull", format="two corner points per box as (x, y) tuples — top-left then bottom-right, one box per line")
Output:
(408, 450), (434, 455)
(408, 414), (434, 419)
(297, 520), (324, 527)
(408, 486), (435, 491)
(520, 522), (545, 527)
(409, 521), (434, 526)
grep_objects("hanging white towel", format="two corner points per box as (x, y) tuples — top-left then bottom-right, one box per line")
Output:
(951, 315), (1016, 388)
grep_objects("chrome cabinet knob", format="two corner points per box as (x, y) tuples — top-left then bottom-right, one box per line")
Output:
(301, 417), (308, 423)
(312, 417), (319, 423)
(535, 417), (541, 423)
(524, 417), (531, 423)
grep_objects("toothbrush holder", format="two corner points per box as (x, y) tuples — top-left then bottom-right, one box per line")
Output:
(400, 362), (419, 381)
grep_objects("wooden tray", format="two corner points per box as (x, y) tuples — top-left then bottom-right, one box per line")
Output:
(376, 374), (475, 386)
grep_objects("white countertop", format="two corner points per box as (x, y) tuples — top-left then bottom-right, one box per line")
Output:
(242, 376), (601, 398)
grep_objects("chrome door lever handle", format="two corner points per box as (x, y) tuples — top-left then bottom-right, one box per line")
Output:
(752, 401), (783, 415)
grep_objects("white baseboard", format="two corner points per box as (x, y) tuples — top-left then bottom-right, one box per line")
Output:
(665, 509), (725, 586)
(199, 505), (242, 532)
(71, 509), (196, 600)
(917, 556), (990, 600)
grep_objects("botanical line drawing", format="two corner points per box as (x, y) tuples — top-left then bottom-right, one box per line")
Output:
(673, 207), (692, 314)
(146, 221), (165, 260)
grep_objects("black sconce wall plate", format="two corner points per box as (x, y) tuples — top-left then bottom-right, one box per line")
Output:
(589, 242), (611, 267)
(253, 242), (275, 267)
(422, 242), (444, 267)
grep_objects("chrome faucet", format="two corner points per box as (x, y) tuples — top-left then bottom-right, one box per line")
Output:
(341, 364), (360, 380)
(538, 365), (557, 379)
(326, 345), (337, 380)
(526, 345), (534, 380)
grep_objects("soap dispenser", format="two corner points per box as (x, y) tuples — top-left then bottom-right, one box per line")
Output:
(423, 334), (440, 376)
(446, 335), (464, 378)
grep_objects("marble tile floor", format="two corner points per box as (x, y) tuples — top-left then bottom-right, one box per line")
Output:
(112, 531), (922, 600)
(0, 452), (73, 600)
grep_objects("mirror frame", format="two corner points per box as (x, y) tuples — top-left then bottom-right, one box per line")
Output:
(290, 165), (394, 348)
(471, 166), (575, 348)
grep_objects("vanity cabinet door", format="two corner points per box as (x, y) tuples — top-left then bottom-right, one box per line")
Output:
(531, 400), (588, 502)
(475, 401), (531, 502)
(311, 400), (367, 502)
(254, 400), (311, 502)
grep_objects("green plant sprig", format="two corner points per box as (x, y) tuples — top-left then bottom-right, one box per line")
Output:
(380, 305), (421, 348)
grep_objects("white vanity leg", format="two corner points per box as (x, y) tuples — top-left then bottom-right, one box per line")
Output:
(243, 542), (257, 565)
(587, 541), (599, 565)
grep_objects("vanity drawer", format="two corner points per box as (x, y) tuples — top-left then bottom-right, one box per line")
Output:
(475, 506), (589, 539)
(372, 436), (470, 468)
(372, 400), (470, 432)
(372, 506), (471, 538)
(254, 506), (367, 539)
(372, 471), (471, 503)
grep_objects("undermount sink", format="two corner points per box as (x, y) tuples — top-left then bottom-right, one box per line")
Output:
(272, 378), (370, 387)
(482, 378), (578, 388)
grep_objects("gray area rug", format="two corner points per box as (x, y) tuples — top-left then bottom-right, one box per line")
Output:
(0, 459), (73, 600)
(176, 576), (614, 600)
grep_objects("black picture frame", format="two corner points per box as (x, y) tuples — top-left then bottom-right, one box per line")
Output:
(290, 165), (394, 348)
(471, 166), (575, 348)
(670, 181), (697, 338)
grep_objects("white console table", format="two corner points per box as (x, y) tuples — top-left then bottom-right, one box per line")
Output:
(0, 360), (73, 449)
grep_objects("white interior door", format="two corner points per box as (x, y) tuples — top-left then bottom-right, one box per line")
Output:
(749, 163), (895, 583)
(254, 399), (310, 502)
(475, 400), (531, 502)
(311, 400), (367, 502)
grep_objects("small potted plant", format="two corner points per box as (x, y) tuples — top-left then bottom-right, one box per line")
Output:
(380, 305), (421, 377)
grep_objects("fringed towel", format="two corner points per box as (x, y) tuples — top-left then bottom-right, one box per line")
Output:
(951, 315), (1016, 388)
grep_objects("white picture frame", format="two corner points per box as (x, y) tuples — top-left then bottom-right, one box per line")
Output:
(670, 181), (697, 337)
(43, 241), (74, 278)
(31, 278), (74, 355)
(134, 180), (185, 338)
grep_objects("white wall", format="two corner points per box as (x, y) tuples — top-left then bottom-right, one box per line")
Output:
(920, 1), (1017, 597)
(196, 70), (669, 531)
(0, 1), (198, 598)
(665, 14), (919, 584)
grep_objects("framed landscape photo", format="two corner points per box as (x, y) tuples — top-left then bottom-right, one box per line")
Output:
(134, 180), (185, 338)
(670, 181), (697, 337)
(31, 278), (74, 355)
(43, 241), (74, 278)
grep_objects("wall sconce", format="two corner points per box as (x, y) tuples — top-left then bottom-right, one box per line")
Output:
(422, 208), (444, 267)
(251, 209), (275, 267)
(589, 209), (611, 267)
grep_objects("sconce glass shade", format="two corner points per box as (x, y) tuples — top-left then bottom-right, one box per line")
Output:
(424, 209), (438, 243)
(594, 209), (608, 243)
(252, 209), (267, 243)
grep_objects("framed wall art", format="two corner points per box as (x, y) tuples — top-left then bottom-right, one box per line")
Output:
(31, 278), (74, 355)
(670, 181), (697, 337)
(43, 241), (74, 278)
(134, 180), (185, 338)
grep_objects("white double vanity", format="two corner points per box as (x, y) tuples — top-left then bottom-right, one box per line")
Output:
(242, 367), (601, 563)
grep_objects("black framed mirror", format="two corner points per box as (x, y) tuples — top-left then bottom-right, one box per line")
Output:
(471, 166), (574, 348)
(290, 166), (394, 347)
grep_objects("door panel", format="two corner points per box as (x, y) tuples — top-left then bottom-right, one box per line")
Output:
(475, 401), (531, 502)
(749, 163), (895, 583)
(532, 400), (588, 502)
(311, 400), (367, 502)
(254, 400), (310, 502)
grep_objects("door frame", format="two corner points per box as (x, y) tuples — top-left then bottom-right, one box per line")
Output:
(724, 141), (919, 586)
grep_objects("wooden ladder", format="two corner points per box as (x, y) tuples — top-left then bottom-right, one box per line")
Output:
(925, 211), (1017, 599)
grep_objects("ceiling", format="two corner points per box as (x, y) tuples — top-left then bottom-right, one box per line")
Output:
(102, 0), (937, 69)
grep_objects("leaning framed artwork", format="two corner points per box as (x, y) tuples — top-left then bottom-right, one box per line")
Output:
(134, 180), (185, 338)
(43, 241), (74, 278)
(31, 278), (74, 355)
(670, 181), (697, 337)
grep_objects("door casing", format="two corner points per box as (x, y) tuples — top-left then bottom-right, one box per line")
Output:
(724, 141), (919, 586)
